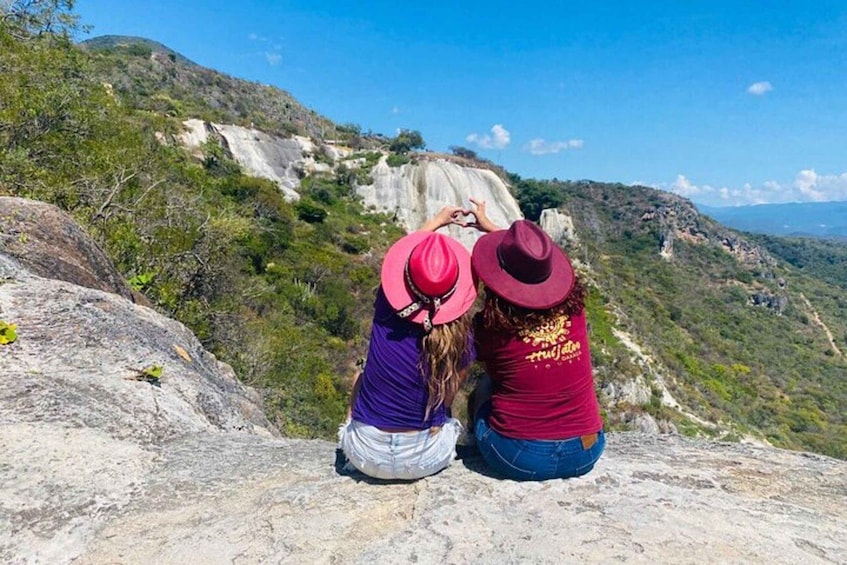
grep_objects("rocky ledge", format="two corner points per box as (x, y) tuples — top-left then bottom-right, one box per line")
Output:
(3, 431), (844, 564)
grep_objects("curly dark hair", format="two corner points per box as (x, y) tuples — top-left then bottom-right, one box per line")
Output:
(478, 275), (587, 333)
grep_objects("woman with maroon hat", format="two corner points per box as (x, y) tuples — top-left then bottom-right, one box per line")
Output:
(466, 200), (604, 481)
(338, 207), (478, 480)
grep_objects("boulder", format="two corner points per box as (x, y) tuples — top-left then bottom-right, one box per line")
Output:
(0, 253), (276, 564)
(0, 197), (136, 302)
(540, 208), (579, 247)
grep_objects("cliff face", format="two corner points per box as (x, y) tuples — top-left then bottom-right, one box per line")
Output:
(180, 119), (311, 201)
(178, 120), (524, 249)
(1, 199), (845, 564)
(359, 156), (523, 250)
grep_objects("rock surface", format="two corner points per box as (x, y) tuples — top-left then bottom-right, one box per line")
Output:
(0, 197), (136, 302)
(4, 429), (845, 564)
(0, 252), (276, 564)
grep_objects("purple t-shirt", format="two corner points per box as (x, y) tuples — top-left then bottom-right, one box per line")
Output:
(352, 288), (474, 430)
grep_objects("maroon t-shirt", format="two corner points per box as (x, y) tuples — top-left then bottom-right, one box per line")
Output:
(474, 309), (603, 440)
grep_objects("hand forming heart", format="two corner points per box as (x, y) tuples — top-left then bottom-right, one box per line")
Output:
(449, 209), (478, 228)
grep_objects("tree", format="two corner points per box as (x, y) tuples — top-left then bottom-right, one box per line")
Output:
(514, 178), (565, 221)
(448, 145), (478, 160)
(388, 129), (425, 154)
(0, 0), (82, 40)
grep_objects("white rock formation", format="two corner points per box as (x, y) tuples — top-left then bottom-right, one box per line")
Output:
(358, 157), (523, 250)
(178, 117), (209, 148)
(178, 122), (524, 247)
(180, 120), (307, 201)
(540, 208), (579, 247)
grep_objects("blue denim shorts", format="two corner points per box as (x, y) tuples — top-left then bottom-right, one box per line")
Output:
(338, 418), (463, 480)
(474, 402), (605, 481)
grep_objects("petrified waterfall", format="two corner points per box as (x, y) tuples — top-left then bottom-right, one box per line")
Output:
(358, 157), (523, 250)
(180, 119), (312, 201)
(179, 120), (524, 250)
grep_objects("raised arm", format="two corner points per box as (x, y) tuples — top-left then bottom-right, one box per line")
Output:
(467, 197), (501, 233)
(418, 205), (465, 232)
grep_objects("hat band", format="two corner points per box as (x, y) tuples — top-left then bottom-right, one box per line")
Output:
(396, 260), (458, 332)
(497, 244), (550, 284)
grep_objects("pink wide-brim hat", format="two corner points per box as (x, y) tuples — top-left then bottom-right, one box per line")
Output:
(472, 220), (574, 310)
(381, 231), (478, 326)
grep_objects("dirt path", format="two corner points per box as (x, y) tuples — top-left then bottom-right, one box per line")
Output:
(799, 293), (843, 357)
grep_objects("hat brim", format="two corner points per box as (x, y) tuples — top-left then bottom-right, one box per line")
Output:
(472, 229), (574, 309)
(382, 231), (478, 326)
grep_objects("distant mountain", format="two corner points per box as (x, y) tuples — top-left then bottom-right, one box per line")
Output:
(79, 35), (200, 66)
(699, 201), (847, 240)
(78, 34), (354, 141)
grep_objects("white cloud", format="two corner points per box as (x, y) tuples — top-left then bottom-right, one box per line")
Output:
(792, 169), (847, 201)
(649, 169), (847, 206)
(670, 174), (704, 197)
(747, 81), (773, 95)
(264, 52), (281, 66)
(391, 106), (400, 114)
(466, 124), (511, 149)
(525, 138), (584, 155)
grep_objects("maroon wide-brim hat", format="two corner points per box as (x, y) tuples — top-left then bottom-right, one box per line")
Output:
(472, 219), (574, 310)
(382, 231), (478, 327)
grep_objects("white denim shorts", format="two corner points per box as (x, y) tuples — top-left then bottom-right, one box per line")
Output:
(338, 418), (463, 480)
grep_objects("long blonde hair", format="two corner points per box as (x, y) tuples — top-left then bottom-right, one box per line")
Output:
(420, 310), (473, 419)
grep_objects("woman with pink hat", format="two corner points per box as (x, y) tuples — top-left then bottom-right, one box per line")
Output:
(466, 200), (604, 481)
(338, 207), (478, 480)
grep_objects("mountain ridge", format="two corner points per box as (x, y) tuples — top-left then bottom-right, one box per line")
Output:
(79, 35), (201, 66)
(698, 200), (847, 239)
(78, 34), (352, 141)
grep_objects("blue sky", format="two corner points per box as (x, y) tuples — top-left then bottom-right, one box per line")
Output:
(75, 1), (847, 207)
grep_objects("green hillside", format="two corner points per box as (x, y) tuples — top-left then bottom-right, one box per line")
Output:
(78, 34), (366, 143)
(2, 4), (845, 457)
(511, 178), (847, 456)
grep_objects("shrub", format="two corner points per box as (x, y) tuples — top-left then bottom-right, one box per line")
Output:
(449, 145), (478, 160)
(386, 153), (410, 167)
(295, 200), (327, 223)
